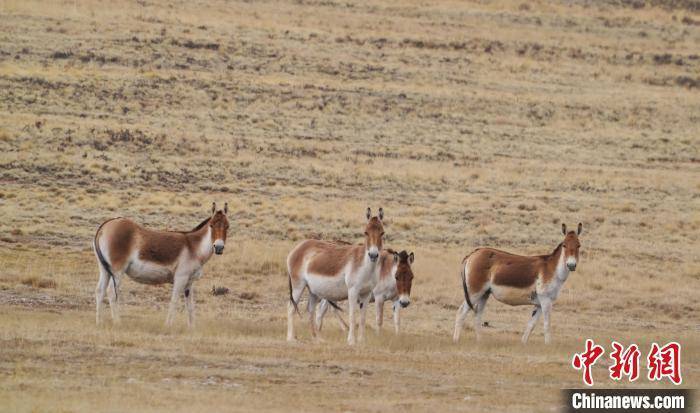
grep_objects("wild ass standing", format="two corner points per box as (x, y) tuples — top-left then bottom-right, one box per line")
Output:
(93, 203), (230, 327)
(453, 223), (583, 344)
(316, 249), (415, 334)
(287, 207), (386, 345)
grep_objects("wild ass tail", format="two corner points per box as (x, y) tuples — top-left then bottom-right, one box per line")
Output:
(94, 223), (118, 302)
(461, 254), (474, 311)
(288, 270), (299, 315)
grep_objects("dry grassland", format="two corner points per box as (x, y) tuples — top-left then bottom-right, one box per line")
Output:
(0, 0), (699, 411)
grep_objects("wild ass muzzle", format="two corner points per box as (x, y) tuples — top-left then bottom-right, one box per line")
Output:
(93, 202), (230, 327)
(453, 223), (583, 344)
(286, 207), (385, 345)
(316, 249), (415, 334)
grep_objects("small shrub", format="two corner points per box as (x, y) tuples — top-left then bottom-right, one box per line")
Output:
(211, 286), (229, 296)
(21, 277), (57, 289)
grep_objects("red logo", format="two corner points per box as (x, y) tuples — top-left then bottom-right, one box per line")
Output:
(609, 341), (640, 382)
(647, 342), (682, 385)
(572, 339), (605, 386)
(572, 340), (683, 386)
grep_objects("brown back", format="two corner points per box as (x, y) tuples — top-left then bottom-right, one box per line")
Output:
(465, 248), (544, 292)
(305, 241), (364, 276)
(489, 250), (543, 288)
(138, 229), (188, 264)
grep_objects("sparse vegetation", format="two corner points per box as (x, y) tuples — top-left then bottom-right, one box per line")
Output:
(0, 0), (698, 412)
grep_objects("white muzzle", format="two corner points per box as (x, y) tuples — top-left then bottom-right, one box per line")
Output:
(368, 246), (379, 262)
(214, 239), (225, 255)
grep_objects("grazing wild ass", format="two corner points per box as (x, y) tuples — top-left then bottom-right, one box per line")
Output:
(453, 223), (583, 344)
(316, 249), (415, 334)
(287, 207), (385, 345)
(93, 203), (230, 327)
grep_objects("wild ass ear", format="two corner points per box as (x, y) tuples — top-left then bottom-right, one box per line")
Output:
(212, 202), (217, 215)
(577, 222), (583, 235)
(366, 207), (371, 221)
(378, 207), (384, 221)
(393, 251), (399, 263)
(561, 223), (567, 235)
(408, 252), (415, 264)
(224, 202), (229, 214)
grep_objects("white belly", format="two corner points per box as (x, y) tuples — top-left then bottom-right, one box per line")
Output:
(305, 272), (347, 301)
(491, 285), (535, 306)
(125, 258), (174, 284)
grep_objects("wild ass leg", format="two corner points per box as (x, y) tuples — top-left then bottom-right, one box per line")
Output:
(541, 299), (553, 344)
(315, 300), (329, 332)
(375, 297), (384, 333)
(287, 282), (305, 342)
(106, 273), (121, 323)
(95, 266), (109, 325)
(166, 274), (189, 326)
(184, 284), (195, 328)
(347, 288), (359, 345)
(521, 306), (542, 344)
(332, 305), (349, 332)
(473, 294), (490, 341)
(453, 301), (471, 343)
(307, 293), (321, 340)
(316, 300), (349, 332)
(393, 300), (401, 334)
(358, 294), (371, 343)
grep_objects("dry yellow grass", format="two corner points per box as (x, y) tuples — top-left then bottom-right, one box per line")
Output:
(0, 0), (698, 411)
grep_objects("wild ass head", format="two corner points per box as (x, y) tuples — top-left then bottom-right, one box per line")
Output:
(392, 250), (415, 308)
(561, 222), (582, 271)
(364, 207), (385, 262)
(210, 202), (230, 255)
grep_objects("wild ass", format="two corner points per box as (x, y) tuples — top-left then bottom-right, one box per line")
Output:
(93, 203), (230, 327)
(316, 249), (415, 334)
(453, 223), (583, 344)
(287, 207), (385, 345)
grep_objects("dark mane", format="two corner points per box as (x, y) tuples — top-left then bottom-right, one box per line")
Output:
(331, 239), (353, 245)
(190, 217), (211, 232)
(546, 242), (563, 258)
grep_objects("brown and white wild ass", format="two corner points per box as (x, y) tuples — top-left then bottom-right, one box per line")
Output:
(453, 223), (583, 344)
(316, 249), (415, 334)
(287, 208), (385, 345)
(93, 203), (230, 327)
